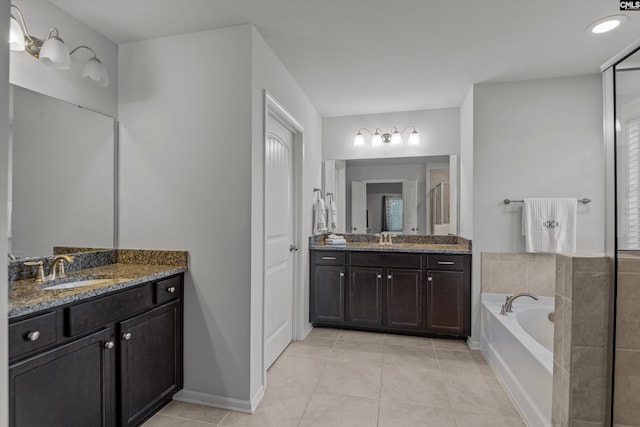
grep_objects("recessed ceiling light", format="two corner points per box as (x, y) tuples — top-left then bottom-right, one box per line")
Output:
(587, 15), (628, 34)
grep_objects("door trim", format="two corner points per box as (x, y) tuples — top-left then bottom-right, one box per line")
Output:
(263, 91), (304, 388)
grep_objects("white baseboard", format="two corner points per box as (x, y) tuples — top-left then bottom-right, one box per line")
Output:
(467, 337), (481, 350)
(299, 323), (313, 341)
(173, 388), (258, 414)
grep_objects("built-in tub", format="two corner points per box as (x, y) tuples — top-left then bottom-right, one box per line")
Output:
(481, 293), (554, 427)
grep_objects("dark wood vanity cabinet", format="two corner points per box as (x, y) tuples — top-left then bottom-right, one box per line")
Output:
(310, 249), (470, 337)
(8, 274), (184, 427)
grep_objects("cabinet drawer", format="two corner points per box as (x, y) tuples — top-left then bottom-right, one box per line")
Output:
(155, 276), (182, 305)
(350, 252), (422, 269)
(427, 254), (466, 271)
(9, 312), (57, 360)
(312, 251), (346, 265)
(66, 286), (153, 337)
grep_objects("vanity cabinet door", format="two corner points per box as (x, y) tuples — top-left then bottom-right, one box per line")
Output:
(312, 265), (346, 323)
(9, 328), (114, 427)
(348, 267), (383, 326)
(385, 268), (424, 330)
(119, 301), (182, 427)
(425, 270), (469, 335)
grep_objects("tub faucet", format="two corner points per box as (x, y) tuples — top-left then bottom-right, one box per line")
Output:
(500, 293), (540, 315)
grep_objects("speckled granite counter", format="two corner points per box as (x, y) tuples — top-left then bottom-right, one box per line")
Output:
(309, 234), (471, 254)
(9, 249), (188, 319)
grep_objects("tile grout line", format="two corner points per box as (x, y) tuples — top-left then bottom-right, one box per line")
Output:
(216, 410), (231, 427)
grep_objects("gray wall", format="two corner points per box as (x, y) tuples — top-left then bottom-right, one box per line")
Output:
(470, 75), (605, 344)
(118, 24), (323, 410)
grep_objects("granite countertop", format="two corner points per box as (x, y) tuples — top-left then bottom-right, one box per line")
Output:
(9, 250), (188, 319)
(309, 233), (471, 254)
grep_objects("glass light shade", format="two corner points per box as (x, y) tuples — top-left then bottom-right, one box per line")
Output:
(390, 130), (402, 145)
(354, 132), (365, 147)
(10, 17), (25, 51)
(372, 132), (383, 146)
(408, 130), (420, 145)
(82, 58), (109, 87)
(40, 36), (71, 70)
(588, 15), (627, 34)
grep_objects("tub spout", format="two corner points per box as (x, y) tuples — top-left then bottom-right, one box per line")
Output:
(500, 293), (540, 315)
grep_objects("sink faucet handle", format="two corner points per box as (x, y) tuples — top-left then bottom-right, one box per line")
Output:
(24, 261), (45, 283)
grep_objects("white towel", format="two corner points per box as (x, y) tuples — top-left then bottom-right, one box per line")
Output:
(314, 198), (328, 234)
(523, 198), (577, 253)
(329, 200), (338, 232)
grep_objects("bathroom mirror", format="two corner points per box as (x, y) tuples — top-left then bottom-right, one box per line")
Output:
(9, 85), (115, 259)
(323, 155), (458, 235)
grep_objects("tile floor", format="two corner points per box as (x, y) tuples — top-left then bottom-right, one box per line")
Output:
(143, 328), (525, 427)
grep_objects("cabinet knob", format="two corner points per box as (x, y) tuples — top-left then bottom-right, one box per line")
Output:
(340, 272), (344, 277)
(377, 274), (382, 279)
(122, 332), (132, 341)
(26, 331), (40, 342)
(167, 286), (176, 293)
(427, 276), (433, 282)
(104, 341), (115, 349)
(387, 274), (392, 280)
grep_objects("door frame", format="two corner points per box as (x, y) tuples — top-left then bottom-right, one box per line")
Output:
(262, 91), (304, 386)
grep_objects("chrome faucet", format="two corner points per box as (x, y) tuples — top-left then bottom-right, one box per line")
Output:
(500, 293), (539, 315)
(48, 255), (74, 281)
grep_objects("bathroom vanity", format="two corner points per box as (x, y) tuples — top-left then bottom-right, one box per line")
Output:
(7, 250), (188, 427)
(310, 235), (471, 337)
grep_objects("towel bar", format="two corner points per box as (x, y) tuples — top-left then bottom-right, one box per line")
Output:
(503, 198), (591, 205)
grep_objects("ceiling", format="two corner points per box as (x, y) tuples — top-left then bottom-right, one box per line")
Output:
(49, 0), (640, 117)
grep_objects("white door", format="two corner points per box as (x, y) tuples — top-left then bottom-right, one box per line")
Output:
(265, 116), (295, 368)
(351, 181), (366, 234)
(403, 180), (419, 234)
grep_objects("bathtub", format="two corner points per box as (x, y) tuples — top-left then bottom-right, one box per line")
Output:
(480, 293), (554, 427)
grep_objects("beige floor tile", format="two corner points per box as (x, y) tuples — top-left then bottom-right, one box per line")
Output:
(445, 374), (520, 418)
(454, 409), (526, 427)
(331, 340), (384, 365)
(157, 401), (229, 424)
(221, 386), (311, 427)
(378, 400), (456, 427)
(143, 414), (217, 426)
(436, 348), (484, 377)
(298, 392), (379, 427)
(383, 334), (433, 350)
(380, 364), (449, 408)
(267, 355), (326, 393)
(306, 327), (341, 339)
(383, 343), (440, 369)
(432, 338), (469, 352)
(337, 329), (386, 344)
(282, 337), (335, 359)
(316, 361), (382, 399)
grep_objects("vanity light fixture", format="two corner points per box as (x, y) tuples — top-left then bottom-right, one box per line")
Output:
(354, 126), (420, 147)
(587, 15), (628, 34)
(9, 4), (109, 86)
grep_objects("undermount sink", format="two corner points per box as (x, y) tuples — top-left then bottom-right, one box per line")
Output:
(43, 278), (112, 290)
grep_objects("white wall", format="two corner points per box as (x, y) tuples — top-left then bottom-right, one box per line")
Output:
(250, 26), (323, 401)
(118, 24), (323, 411)
(459, 87), (473, 240)
(118, 25), (254, 408)
(323, 107), (460, 160)
(1, 0), (11, 422)
(471, 75), (605, 343)
(10, 0), (117, 117)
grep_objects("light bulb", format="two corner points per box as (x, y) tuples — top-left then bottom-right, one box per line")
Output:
(354, 132), (365, 147)
(408, 130), (420, 145)
(372, 131), (382, 146)
(10, 16), (25, 51)
(391, 129), (402, 145)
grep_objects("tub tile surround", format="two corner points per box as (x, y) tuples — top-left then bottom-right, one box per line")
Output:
(481, 252), (556, 296)
(613, 253), (640, 426)
(553, 254), (612, 426)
